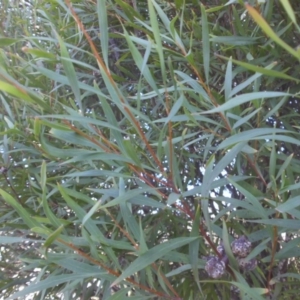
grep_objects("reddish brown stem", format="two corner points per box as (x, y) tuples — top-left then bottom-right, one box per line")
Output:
(64, 0), (165, 175)
(58, 238), (175, 299)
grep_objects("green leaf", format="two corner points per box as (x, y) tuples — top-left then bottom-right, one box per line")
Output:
(202, 92), (289, 114)
(245, 3), (300, 59)
(123, 137), (142, 167)
(54, 30), (82, 110)
(44, 225), (64, 248)
(164, 93), (185, 125)
(0, 80), (47, 108)
(0, 236), (42, 244)
(6, 273), (107, 300)
(123, 29), (160, 99)
(202, 143), (247, 200)
(248, 219), (300, 229)
(111, 237), (198, 286)
(167, 193), (180, 205)
(231, 282), (268, 300)
(97, 0), (109, 67)
(217, 128), (293, 149)
(0, 37), (20, 46)
(227, 178), (267, 219)
(138, 218), (148, 254)
(0, 189), (39, 229)
(269, 137), (276, 182)
(210, 35), (260, 45)
(148, 0), (167, 83)
(40, 160), (47, 192)
(217, 55), (299, 83)
(114, 0), (143, 21)
(23, 48), (56, 60)
(276, 195), (300, 213)
(232, 108), (262, 130)
(224, 57), (232, 101)
(276, 154), (293, 180)
(82, 199), (102, 226)
(189, 205), (202, 292)
(42, 192), (63, 229)
(275, 237), (300, 259)
(201, 4), (210, 83)
(280, 0), (298, 26)
(222, 220), (239, 270)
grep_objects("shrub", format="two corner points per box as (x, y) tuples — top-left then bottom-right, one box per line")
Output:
(1, 0), (300, 299)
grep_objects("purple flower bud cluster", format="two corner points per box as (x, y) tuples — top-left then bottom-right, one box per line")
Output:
(231, 236), (252, 258)
(205, 256), (226, 279)
(205, 236), (257, 278)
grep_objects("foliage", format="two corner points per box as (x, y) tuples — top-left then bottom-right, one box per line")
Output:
(1, 0), (300, 299)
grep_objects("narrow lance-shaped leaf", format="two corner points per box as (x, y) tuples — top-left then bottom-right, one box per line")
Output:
(276, 153), (293, 181)
(111, 237), (198, 286)
(53, 29), (82, 111)
(0, 189), (39, 229)
(201, 4), (210, 83)
(189, 205), (202, 292)
(0, 80), (47, 108)
(245, 3), (300, 60)
(42, 191), (63, 229)
(148, 0), (166, 84)
(269, 136), (277, 182)
(279, 0), (299, 28)
(224, 57), (232, 101)
(97, 0), (109, 67)
(44, 224), (64, 249)
(0, 37), (20, 46)
(229, 61), (278, 98)
(216, 55), (299, 83)
(247, 219), (300, 229)
(200, 154), (215, 234)
(276, 195), (300, 213)
(164, 93), (185, 125)
(6, 272), (107, 300)
(40, 160), (47, 192)
(222, 220), (239, 270)
(123, 28), (161, 99)
(201, 92), (290, 114)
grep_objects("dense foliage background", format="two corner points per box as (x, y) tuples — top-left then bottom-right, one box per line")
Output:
(1, 0), (300, 299)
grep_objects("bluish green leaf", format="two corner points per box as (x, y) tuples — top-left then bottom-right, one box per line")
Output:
(112, 237), (198, 286)
(202, 92), (289, 114)
(201, 4), (210, 83)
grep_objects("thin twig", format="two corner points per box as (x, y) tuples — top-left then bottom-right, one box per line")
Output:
(58, 238), (174, 299)
(64, 0), (165, 175)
